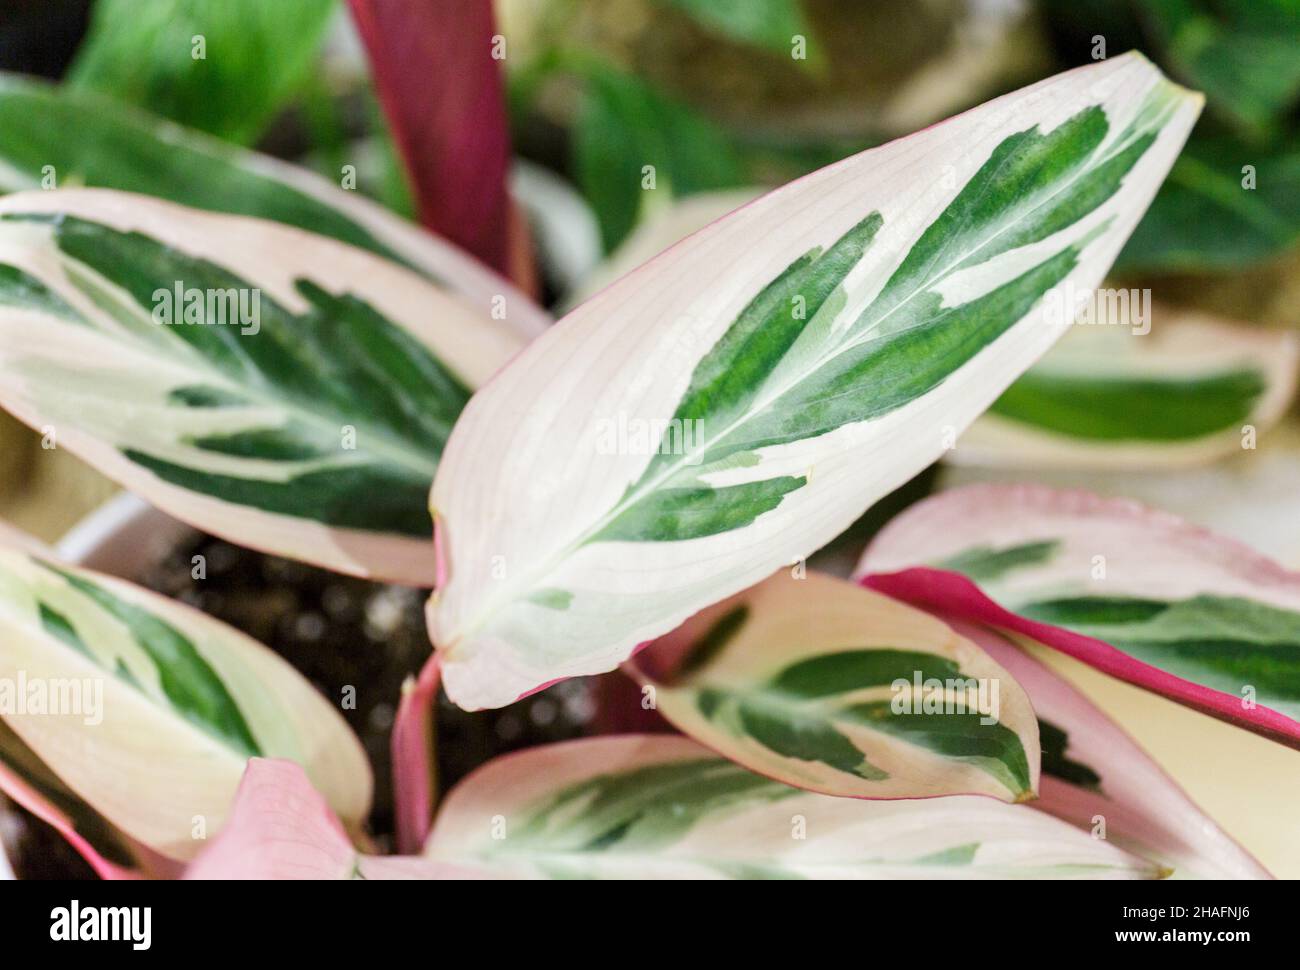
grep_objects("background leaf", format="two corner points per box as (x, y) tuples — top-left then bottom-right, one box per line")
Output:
(1141, 0), (1300, 137)
(575, 61), (744, 251)
(66, 0), (336, 145)
(0, 74), (549, 336)
(1117, 130), (1300, 272)
(959, 308), (1297, 467)
(655, 0), (810, 54)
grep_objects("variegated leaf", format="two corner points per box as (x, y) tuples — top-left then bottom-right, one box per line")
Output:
(0, 188), (525, 583)
(940, 616), (1269, 879)
(626, 571), (1039, 802)
(425, 735), (1162, 879)
(0, 73), (548, 337)
(958, 309), (1298, 468)
(858, 484), (1300, 748)
(0, 543), (371, 861)
(429, 52), (1201, 708)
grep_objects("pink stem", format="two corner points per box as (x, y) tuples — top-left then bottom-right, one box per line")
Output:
(391, 653), (442, 855)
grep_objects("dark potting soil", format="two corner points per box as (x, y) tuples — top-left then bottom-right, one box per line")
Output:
(143, 533), (600, 847)
(7, 532), (601, 877)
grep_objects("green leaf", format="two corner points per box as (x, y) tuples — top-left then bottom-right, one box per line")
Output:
(575, 63), (744, 250)
(655, 0), (810, 54)
(66, 0), (336, 145)
(1142, 0), (1300, 135)
(1117, 131), (1300, 272)
(992, 369), (1264, 440)
(960, 310), (1298, 468)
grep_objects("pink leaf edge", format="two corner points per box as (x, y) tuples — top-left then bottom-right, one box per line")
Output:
(864, 566), (1300, 749)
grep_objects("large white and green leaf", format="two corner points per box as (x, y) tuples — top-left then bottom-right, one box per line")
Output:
(0, 188), (525, 583)
(428, 52), (1202, 708)
(942, 616), (1269, 879)
(0, 541), (370, 861)
(0, 73), (549, 337)
(858, 483), (1300, 748)
(627, 570), (1039, 802)
(957, 309), (1298, 468)
(424, 734), (1162, 879)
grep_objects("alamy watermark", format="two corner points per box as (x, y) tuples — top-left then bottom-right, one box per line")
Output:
(151, 281), (261, 335)
(890, 671), (1000, 725)
(593, 412), (705, 464)
(1042, 281), (1151, 335)
(0, 670), (103, 726)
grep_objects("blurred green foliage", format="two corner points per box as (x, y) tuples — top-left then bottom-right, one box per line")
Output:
(574, 61), (743, 251)
(1043, 0), (1300, 274)
(66, 0), (336, 145)
(656, 0), (809, 55)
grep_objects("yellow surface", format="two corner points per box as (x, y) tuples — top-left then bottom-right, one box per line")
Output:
(1028, 641), (1300, 878)
(0, 425), (119, 542)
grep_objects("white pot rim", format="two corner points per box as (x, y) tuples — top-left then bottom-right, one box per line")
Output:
(57, 493), (193, 580)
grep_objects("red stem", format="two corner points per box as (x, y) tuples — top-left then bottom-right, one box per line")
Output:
(347, 0), (518, 280)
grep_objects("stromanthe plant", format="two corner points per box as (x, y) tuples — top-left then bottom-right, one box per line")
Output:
(3, 44), (1286, 881)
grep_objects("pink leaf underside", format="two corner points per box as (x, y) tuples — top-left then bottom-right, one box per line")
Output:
(858, 484), (1300, 749)
(348, 0), (513, 278)
(185, 759), (484, 880)
(930, 611), (1269, 879)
